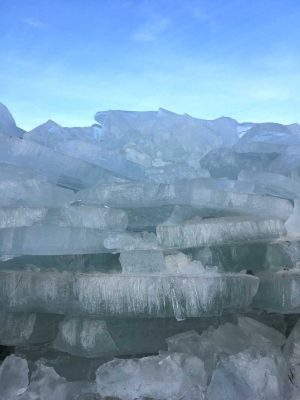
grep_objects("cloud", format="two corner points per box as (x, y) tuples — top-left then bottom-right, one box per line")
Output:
(133, 17), (170, 42)
(22, 18), (46, 29)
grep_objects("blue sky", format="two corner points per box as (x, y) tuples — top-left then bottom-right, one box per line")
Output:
(1, 0), (300, 130)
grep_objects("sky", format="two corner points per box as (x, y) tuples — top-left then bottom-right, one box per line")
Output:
(1, 0), (300, 130)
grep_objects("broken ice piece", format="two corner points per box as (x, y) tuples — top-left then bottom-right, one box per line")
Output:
(0, 355), (29, 399)
(96, 352), (207, 400)
(53, 317), (118, 358)
(206, 349), (288, 400)
(157, 216), (286, 249)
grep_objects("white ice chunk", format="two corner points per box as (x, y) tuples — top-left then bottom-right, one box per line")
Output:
(206, 350), (288, 400)
(96, 352), (207, 400)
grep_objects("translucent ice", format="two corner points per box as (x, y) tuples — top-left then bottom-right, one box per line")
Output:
(53, 317), (118, 357)
(206, 349), (288, 400)
(157, 216), (286, 249)
(119, 250), (166, 273)
(0, 270), (259, 318)
(0, 355), (29, 399)
(96, 352), (207, 400)
(253, 271), (300, 313)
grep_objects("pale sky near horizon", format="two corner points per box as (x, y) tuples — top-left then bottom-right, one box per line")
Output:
(1, 0), (300, 130)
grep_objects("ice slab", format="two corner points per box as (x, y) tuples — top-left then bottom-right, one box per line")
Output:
(119, 250), (166, 273)
(0, 355), (29, 399)
(53, 317), (118, 358)
(26, 120), (145, 180)
(238, 170), (300, 200)
(156, 216), (286, 249)
(0, 270), (259, 318)
(265, 240), (300, 271)
(253, 271), (300, 313)
(0, 179), (74, 207)
(206, 349), (288, 400)
(284, 319), (300, 366)
(76, 181), (292, 221)
(0, 226), (111, 255)
(96, 352), (207, 400)
(0, 135), (123, 190)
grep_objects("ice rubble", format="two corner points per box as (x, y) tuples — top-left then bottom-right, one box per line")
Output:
(1, 103), (300, 398)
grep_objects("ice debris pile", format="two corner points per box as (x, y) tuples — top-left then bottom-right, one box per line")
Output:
(1, 104), (300, 398)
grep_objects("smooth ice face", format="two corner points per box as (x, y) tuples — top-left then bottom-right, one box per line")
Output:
(284, 319), (300, 366)
(0, 226), (110, 255)
(96, 352), (207, 400)
(0, 270), (259, 319)
(76, 181), (293, 221)
(253, 271), (300, 313)
(0, 135), (122, 190)
(53, 317), (118, 357)
(0, 179), (74, 208)
(206, 350), (288, 400)
(119, 250), (166, 273)
(0, 312), (61, 346)
(156, 216), (286, 249)
(0, 355), (29, 399)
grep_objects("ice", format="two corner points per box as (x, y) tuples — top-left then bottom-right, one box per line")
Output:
(0, 135), (123, 190)
(0, 311), (61, 346)
(77, 181), (292, 220)
(167, 318), (285, 375)
(119, 250), (166, 273)
(18, 362), (89, 400)
(53, 317), (118, 357)
(206, 349), (288, 400)
(42, 205), (128, 230)
(285, 199), (300, 237)
(0, 102), (24, 137)
(265, 240), (300, 271)
(156, 216), (286, 249)
(95, 352), (207, 400)
(0, 226), (110, 255)
(235, 122), (300, 153)
(2, 103), (300, 397)
(26, 120), (145, 181)
(0, 270), (259, 318)
(0, 355), (29, 399)
(238, 170), (300, 200)
(0, 179), (74, 207)
(253, 271), (300, 313)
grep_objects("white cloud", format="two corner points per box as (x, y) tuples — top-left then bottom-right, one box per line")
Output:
(133, 17), (170, 42)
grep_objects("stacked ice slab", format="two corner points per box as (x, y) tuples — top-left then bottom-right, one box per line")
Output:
(1, 104), (300, 399)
